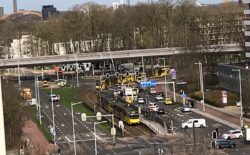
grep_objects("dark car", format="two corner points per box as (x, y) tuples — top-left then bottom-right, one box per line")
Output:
(156, 92), (165, 97)
(157, 108), (165, 114)
(213, 139), (236, 149)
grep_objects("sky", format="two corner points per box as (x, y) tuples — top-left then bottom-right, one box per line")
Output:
(0, 0), (227, 14)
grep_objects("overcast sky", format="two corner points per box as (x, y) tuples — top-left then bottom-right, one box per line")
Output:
(0, 0), (228, 14)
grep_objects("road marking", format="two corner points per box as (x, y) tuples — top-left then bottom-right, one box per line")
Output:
(65, 136), (72, 142)
(177, 114), (184, 117)
(99, 133), (106, 136)
(61, 123), (64, 127)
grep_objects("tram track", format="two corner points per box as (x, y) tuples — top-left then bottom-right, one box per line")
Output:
(80, 89), (155, 137)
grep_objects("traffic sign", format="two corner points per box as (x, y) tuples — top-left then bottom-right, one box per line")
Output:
(181, 93), (187, 98)
(140, 80), (157, 87)
(106, 73), (110, 78)
(119, 120), (124, 129)
(116, 72), (119, 77)
(81, 113), (87, 122)
(96, 112), (102, 121)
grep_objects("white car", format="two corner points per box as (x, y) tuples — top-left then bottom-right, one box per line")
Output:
(28, 98), (37, 106)
(49, 94), (60, 102)
(155, 95), (164, 102)
(181, 119), (206, 129)
(221, 129), (243, 139)
(150, 88), (157, 94)
(177, 106), (191, 112)
(137, 98), (146, 104)
(148, 102), (159, 111)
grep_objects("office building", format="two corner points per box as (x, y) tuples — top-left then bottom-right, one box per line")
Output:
(243, 0), (250, 57)
(0, 6), (4, 17)
(42, 5), (58, 20)
(13, 0), (17, 13)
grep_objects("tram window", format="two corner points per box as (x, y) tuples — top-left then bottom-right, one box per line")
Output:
(130, 114), (139, 119)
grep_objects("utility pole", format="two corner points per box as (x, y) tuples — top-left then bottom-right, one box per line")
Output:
(194, 62), (205, 111)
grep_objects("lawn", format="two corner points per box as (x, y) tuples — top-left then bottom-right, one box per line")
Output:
(45, 87), (113, 133)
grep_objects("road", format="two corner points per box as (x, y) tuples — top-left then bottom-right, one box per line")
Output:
(19, 72), (250, 155)
(105, 84), (250, 155)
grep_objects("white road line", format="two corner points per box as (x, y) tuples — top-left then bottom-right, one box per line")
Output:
(65, 136), (72, 143)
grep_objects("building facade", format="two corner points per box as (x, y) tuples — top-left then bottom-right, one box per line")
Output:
(42, 5), (58, 20)
(0, 6), (4, 17)
(243, 0), (250, 57)
(13, 0), (17, 13)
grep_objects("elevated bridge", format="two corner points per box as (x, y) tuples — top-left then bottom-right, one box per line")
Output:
(0, 44), (244, 68)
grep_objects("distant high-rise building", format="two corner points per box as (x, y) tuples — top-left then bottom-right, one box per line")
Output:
(13, 0), (17, 13)
(42, 5), (58, 20)
(0, 6), (4, 17)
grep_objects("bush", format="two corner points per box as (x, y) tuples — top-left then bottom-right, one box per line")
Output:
(191, 90), (238, 108)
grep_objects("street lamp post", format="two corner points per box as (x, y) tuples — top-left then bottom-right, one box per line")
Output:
(50, 87), (56, 142)
(194, 62), (205, 111)
(36, 75), (42, 125)
(232, 69), (243, 127)
(70, 39), (79, 87)
(94, 121), (108, 155)
(71, 102), (82, 155)
(193, 120), (198, 150)
(159, 58), (167, 98)
(81, 112), (116, 153)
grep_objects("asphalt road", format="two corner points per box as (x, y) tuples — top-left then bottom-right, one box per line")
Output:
(20, 74), (250, 155)
(106, 85), (250, 155)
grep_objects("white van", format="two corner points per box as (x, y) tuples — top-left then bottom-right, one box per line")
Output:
(181, 119), (206, 129)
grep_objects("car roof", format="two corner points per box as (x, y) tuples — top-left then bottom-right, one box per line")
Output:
(227, 129), (242, 132)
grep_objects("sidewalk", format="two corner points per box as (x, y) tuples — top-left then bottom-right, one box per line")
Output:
(156, 82), (250, 129)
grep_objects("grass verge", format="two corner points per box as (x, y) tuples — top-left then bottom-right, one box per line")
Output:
(45, 87), (112, 133)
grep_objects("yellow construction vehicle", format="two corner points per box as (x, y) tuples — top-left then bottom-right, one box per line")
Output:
(20, 88), (32, 100)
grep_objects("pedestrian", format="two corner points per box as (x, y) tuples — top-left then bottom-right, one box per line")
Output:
(58, 148), (61, 155)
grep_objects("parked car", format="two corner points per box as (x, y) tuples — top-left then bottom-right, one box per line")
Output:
(49, 94), (60, 102)
(213, 139), (236, 149)
(137, 98), (146, 104)
(148, 102), (159, 111)
(181, 118), (206, 129)
(157, 108), (165, 114)
(221, 129), (243, 139)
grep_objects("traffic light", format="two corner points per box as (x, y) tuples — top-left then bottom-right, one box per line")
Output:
(106, 73), (110, 78)
(136, 71), (139, 76)
(212, 130), (217, 139)
(116, 72), (119, 77)
(126, 71), (129, 76)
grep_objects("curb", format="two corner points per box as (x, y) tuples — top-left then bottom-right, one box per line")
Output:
(192, 108), (240, 129)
